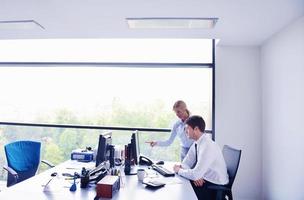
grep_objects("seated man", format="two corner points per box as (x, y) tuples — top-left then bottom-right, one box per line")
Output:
(173, 115), (228, 200)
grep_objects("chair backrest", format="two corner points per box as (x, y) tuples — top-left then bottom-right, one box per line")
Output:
(222, 145), (241, 188)
(4, 140), (41, 186)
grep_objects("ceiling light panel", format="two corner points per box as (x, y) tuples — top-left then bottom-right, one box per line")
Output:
(126, 18), (218, 29)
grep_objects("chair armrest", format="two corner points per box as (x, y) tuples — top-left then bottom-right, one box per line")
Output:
(41, 160), (55, 168)
(3, 165), (19, 183)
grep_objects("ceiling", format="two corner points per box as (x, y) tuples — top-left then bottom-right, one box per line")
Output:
(0, 0), (303, 45)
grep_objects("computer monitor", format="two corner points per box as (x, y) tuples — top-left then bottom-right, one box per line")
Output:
(96, 132), (112, 167)
(124, 131), (141, 175)
(130, 131), (140, 165)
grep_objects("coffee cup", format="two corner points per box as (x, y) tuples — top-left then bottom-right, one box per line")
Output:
(137, 169), (146, 182)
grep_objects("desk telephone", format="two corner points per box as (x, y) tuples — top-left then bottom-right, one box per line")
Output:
(139, 155), (154, 166)
(80, 162), (108, 188)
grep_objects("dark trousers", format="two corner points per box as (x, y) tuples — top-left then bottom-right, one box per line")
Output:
(190, 180), (216, 200)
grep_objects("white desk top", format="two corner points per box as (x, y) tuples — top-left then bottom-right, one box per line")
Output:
(0, 160), (197, 200)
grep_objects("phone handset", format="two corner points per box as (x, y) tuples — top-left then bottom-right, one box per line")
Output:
(139, 155), (154, 166)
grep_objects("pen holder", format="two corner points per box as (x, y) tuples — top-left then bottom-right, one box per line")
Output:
(80, 175), (90, 188)
(80, 168), (90, 188)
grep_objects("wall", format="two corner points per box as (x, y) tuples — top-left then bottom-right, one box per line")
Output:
(216, 46), (262, 200)
(261, 16), (304, 200)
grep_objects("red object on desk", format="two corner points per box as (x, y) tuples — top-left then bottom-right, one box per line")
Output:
(96, 175), (120, 198)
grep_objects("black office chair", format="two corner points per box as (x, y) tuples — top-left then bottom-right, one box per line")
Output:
(3, 140), (55, 187)
(207, 145), (242, 200)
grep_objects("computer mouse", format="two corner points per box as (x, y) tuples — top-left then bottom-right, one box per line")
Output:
(156, 161), (164, 165)
(51, 172), (57, 177)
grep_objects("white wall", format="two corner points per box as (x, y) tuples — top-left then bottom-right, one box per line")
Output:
(216, 46), (262, 200)
(261, 16), (304, 200)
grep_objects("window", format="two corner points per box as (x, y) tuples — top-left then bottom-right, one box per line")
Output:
(0, 39), (215, 180)
(0, 66), (212, 129)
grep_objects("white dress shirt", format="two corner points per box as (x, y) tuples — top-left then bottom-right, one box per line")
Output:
(157, 119), (194, 148)
(178, 134), (229, 185)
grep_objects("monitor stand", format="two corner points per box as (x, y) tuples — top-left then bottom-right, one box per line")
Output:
(124, 164), (139, 176)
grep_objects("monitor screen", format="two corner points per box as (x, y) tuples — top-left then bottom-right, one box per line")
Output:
(96, 132), (112, 167)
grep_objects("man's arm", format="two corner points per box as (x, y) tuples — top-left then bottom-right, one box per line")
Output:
(173, 144), (195, 173)
(178, 143), (216, 181)
(174, 164), (206, 187)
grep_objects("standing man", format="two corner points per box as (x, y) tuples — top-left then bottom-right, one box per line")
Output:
(173, 115), (228, 200)
(146, 100), (194, 161)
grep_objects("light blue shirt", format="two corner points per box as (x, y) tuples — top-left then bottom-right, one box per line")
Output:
(157, 119), (194, 148)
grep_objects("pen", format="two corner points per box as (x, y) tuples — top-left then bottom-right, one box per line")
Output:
(42, 177), (55, 189)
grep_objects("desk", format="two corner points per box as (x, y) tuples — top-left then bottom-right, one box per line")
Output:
(0, 160), (197, 200)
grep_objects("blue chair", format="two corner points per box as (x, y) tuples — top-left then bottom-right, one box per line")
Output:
(3, 140), (54, 187)
(207, 145), (242, 200)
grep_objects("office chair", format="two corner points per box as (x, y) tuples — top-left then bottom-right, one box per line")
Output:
(207, 145), (242, 200)
(3, 140), (54, 187)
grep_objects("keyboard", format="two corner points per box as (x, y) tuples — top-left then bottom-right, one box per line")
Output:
(151, 164), (175, 177)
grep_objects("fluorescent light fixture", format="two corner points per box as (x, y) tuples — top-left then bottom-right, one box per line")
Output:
(126, 17), (218, 29)
(0, 20), (45, 30)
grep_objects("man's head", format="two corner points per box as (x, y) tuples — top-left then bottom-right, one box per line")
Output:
(185, 115), (206, 140)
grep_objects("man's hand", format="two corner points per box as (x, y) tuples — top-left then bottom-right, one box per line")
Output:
(173, 164), (182, 173)
(193, 178), (205, 187)
(145, 141), (157, 147)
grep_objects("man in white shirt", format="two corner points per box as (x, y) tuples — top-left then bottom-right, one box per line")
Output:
(173, 115), (228, 200)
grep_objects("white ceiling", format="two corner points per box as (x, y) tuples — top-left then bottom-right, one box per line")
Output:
(0, 0), (303, 45)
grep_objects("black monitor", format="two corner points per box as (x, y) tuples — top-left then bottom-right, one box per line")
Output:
(130, 131), (140, 165)
(96, 132), (112, 167)
(126, 131), (140, 165)
(124, 131), (140, 175)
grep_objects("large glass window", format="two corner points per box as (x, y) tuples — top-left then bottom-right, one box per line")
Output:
(0, 66), (212, 129)
(0, 38), (214, 181)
